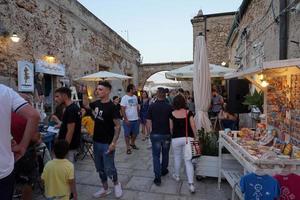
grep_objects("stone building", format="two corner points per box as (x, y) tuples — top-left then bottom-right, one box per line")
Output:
(191, 10), (236, 66)
(0, 0), (140, 100)
(226, 0), (300, 69)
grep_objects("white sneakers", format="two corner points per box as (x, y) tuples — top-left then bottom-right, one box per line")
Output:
(189, 183), (195, 193)
(93, 183), (123, 198)
(114, 182), (123, 198)
(93, 188), (111, 198)
(172, 174), (180, 182)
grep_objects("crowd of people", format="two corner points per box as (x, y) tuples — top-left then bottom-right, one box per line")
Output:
(0, 81), (237, 200)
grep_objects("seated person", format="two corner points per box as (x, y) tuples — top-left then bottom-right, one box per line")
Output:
(11, 112), (40, 200)
(49, 104), (65, 127)
(218, 104), (238, 130)
(81, 107), (94, 145)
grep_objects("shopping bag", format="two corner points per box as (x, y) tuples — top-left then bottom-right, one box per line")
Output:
(184, 111), (201, 160)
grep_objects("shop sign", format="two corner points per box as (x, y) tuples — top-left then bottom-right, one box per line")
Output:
(35, 59), (65, 76)
(17, 61), (34, 92)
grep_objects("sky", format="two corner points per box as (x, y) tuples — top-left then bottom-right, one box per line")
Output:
(78, 0), (243, 64)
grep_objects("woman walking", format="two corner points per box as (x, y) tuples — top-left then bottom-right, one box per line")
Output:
(169, 95), (197, 193)
(140, 91), (150, 141)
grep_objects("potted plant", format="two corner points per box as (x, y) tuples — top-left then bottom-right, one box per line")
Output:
(195, 129), (241, 178)
(243, 89), (264, 112)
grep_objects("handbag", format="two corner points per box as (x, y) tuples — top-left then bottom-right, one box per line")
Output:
(184, 110), (202, 160)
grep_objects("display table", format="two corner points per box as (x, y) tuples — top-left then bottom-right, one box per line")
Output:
(218, 131), (300, 200)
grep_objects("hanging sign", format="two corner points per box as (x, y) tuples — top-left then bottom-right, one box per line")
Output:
(17, 61), (34, 92)
(35, 59), (65, 76)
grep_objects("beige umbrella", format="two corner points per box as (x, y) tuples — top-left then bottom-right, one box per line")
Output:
(193, 35), (212, 131)
(165, 64), (234, 80)
(78, 71), (132, 81)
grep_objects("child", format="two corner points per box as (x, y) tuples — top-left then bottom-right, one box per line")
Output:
(41, 140), (77, 200)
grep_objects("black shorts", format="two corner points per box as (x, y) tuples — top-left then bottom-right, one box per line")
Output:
(0, 171), (15, 200)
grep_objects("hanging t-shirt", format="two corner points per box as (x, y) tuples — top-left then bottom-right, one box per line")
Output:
(0, 84), (27, 179)
(240, 173), (280, 200)
(274, 173), (300, 200)
(58, 103), (81, 150)
(89, 100), (119, 144)
(120, 95), (139, 121)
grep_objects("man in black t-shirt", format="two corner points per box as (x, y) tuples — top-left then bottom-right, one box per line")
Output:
(83, 81), (123, 198)
(146, 87), (172, 186)
(55, 87), (81, 163)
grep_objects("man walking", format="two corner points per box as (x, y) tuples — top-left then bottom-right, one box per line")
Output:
(83, 81), (122, 198)
(120, 84), (140, 154)
(146, 87), (172, 186)
(55, 87), (81, 163)
(0, 84), (40, 200)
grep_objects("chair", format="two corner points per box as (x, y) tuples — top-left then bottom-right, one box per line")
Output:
(80, 133), (94, 161)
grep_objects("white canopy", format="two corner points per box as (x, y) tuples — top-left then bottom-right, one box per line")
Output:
(78, 71), (132, 81)
(165, 63), (234, 80)
(224, 58), (300, 79)
(193, 35), (212, 132)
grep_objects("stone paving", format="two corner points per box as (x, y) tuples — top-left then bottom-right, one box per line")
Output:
(36, 134), (232, 200)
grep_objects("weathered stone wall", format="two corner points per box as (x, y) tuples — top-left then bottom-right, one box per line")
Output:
(228, 0), (300, 69)
(191, 12), (235, 65)
(138, 61), (193, 89)
(0, 0), (140, 95)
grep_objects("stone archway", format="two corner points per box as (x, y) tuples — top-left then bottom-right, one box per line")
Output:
(138, 61), (192, 89)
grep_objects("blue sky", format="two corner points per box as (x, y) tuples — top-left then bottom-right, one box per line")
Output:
(78, 0), (242, 64)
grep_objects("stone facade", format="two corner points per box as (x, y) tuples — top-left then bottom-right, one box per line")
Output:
(191, 11), (235, 66)
(227, 0), (300, 69)
(138, 61), (193, 90)
(0, 0), (140, 95)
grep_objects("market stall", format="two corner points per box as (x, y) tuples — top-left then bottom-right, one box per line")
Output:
(219, 58), (300, 199)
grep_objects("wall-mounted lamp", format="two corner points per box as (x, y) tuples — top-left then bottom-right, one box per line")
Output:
(221, 61), (226, 66)
(88, 95), (93, 100)
(10, 32), (20, 43)
(259, 74), (269, 87)
(44, 52), (56, 63)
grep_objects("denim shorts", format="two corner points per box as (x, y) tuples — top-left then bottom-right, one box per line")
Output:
(123, 120), (140, 137)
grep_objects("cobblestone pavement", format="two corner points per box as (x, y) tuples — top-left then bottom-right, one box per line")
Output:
(36, 134), (232, 200)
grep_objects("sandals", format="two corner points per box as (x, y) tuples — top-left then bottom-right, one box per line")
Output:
(130, 144), (139, 150)
(126, 149), (132, 154)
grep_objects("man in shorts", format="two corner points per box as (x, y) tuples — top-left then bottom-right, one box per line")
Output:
(121, 84), (140, 154)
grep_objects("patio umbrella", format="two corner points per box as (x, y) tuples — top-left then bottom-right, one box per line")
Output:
(78, 71), (132, 81)
(193, 35), (212, 131)
(165, 64), (234, 80)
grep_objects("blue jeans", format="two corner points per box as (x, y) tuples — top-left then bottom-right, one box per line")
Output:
(150, 134), (171, 179)
(93, 142), (118, 183)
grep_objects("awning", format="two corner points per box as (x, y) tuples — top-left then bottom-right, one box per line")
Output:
(224, 58), (300, 79)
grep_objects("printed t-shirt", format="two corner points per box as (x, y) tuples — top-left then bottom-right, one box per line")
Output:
(90, 100), (119, 144)
(0, 84), (27, 179)
(274, 173), (300, 200)
(58, 103), (81, 150)
(41, 159), (74, 200)
(147, 100), (172, 135)
(120, 95), (139, 121)
(240, 173), (280, 200)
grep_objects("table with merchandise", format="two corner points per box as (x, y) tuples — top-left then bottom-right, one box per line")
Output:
(218, 72), (300, 200)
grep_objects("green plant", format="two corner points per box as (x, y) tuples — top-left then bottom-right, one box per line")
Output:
(198, 129), (219, 156)
(243, 89), (264, 111)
